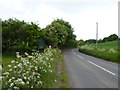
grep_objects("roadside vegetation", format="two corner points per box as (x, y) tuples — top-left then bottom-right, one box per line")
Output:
(2, 48), (63, 88)
(79, 40), (119, 63)
(2, 18), (76, 88)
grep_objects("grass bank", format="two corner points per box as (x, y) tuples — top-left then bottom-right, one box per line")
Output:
(79, 40), (119, 63)
(56, 53), (71, 88)
(2, 48), (70, 88)
(2, 48), (62, 88)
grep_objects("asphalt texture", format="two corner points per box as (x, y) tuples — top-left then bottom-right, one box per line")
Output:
(63, 49), (118, 88)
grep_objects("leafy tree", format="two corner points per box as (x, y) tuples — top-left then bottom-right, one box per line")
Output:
(108, 34), (118, 41)
(2, 18), (78, 52)
(78, 39), (85, 46)
(44, 19), (77, 48)
(98, 39), (102, 43)
(2, 18), (41, 52)
(85, 39), (96, 44)
(102, 34), (118, 42)
(2, 18), (26, 51)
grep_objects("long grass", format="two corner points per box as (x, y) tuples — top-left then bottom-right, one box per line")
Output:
(79, 40), (119, 63)
(2, 48), (63, 89)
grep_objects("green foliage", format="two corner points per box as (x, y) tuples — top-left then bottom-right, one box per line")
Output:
(101, 34), (118, 43)
(2, 18), (41, 52)
(85, 39), (96, 44)
(84, 34), (118, 44)
(78, 39), (85, 46)
(79, 41), (119, 63)
(44, 19), (77, 48)
(98, 40), (118, 49)
(2, 18), (77, 52)
(2, 48), (62, 88)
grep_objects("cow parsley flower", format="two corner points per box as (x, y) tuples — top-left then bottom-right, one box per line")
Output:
(25, 52), (29, 56)
(8, 65), (11, 68)
(10, 83), (14, 87)
(11, 60), (15, 63)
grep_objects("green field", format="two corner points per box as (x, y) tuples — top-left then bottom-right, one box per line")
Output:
(97, 40), (118, 49)
(79, 40), (119, 63)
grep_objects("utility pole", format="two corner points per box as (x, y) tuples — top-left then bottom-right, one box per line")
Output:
(96, 22), (98, 47)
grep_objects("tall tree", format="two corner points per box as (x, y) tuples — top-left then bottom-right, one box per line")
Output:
(44, 19), (77, 48)
(2, 18), (41, 52)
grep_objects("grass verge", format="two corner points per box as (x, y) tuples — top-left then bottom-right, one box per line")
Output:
(2, 48), (65, 88)
(57, 54), (71, 88)
(79, 45), (119, 63)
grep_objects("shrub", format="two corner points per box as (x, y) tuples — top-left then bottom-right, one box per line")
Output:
(2, 48), (61, 89)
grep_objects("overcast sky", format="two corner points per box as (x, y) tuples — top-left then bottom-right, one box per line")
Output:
(0, 0), (119, 40)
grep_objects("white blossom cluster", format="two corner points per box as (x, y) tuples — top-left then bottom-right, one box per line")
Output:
(2, 48), (61, 88)
(79, 45), (117, 54)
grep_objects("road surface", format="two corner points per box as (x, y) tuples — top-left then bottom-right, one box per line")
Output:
(63, 49), (118, 88)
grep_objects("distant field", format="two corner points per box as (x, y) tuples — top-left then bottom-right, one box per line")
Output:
(97, 40), (118, 49)
(79, 40), (119, 63)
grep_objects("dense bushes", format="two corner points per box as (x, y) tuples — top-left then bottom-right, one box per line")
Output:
(2, 18), (40, 52)
(2, 18), (78, 52)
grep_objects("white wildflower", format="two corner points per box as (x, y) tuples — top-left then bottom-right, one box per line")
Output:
(54, 80), (57, 82)
(23, 77), (27, 80)
(35, 66), (38, 70)
(49, 70), (52, 73)
(16, 54), (21, 58)
(15, 78), (25, 85)
(32, 72), (35, 75)
(8, 79), (12, 82)
(37, 76), (40, 78)
(14, 66), (17, 69)
(13, 86), (19, 89)
(26, 81), (29, 84)
(28, 77), (30, 80)
(11, 60), (15, 63)
(38, 81), (42, 85)
(10, 83), (14, 87)
(49, 45), (51, 48)
(50, 58), (54, 61)
(17, 63), (22, 68)
(8, 65), (11, 68)
(48, 65), (51, 68)
(108, 49), (117, 53)
(43, 69), (47, 72)
(28, 56), (33, 59)
(16, 52), (19, 54)
(25, 52), (29, 56)
(9, 69), (12, 71)
(18, 71), (21, 74)
(21, 81), (25, 85)
(16, 61), (18, 64)
(11, 77), (15, 80)
(3, 72), (9, 75)
(46, 57), (49, 60)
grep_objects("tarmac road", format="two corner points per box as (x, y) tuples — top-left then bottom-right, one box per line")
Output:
(63, 49), (118, 88)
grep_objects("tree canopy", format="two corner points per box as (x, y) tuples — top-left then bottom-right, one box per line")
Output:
(2, 18), (41, 52)
(44, 19), (77, 48)
(84, 34), (118, 45)
(2, 18), (78, 52)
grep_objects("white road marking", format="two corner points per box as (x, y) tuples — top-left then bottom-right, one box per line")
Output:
(77, 55), (83, 59)
(87, 60), (116, 76)
(72, 51), (83, 59)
